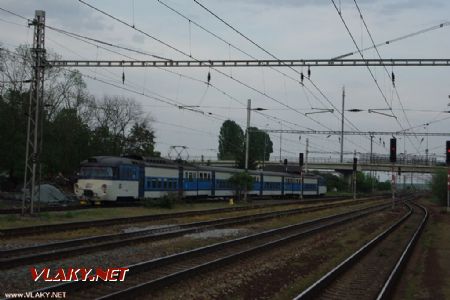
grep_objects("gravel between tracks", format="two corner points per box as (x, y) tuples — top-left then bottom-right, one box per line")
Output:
(0, 201), (387, 295)
(143, 206), (406, 300)
(0, 199), (383, 249)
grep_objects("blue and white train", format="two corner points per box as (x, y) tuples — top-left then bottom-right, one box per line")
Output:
(74, 156), (327, 202)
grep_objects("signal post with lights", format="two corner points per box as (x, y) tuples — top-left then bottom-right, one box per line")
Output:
(299, 153), (304, 200)
(447, 141), (450, 212)
(352, 155), (357, 200)
(390, 138), (397, 208)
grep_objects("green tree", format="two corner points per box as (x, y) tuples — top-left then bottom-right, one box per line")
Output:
(218, 120), (244, 161)
(248, 127), (273, 161)
(377, 180), (392, 191)
(318, 173), (348, 192)
(430, 169), (447, 205)
(356, 172), (377, 193)
(43, 108), (91, 176)
(125, 121), (156, 156)
(0, 90), (28, 188)
(228, 172), (254, 201)
(237, 127), (273, 169)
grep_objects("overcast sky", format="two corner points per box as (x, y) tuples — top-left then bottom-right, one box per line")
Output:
(1, 0), (449, 172)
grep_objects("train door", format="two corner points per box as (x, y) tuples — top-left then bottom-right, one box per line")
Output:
(138, 166), (145, 198)
(211, 171), (216, 196)
(260, 174), (264, 196)
(178, 167), (184, 199)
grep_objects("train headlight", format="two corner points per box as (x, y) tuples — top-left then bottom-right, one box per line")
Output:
(101, 184), (107, 194)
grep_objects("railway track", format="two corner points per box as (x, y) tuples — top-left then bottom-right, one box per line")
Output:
(0, 196), (353, 215)
(0, 196), (387, 268)
(29, 199), (401, 300)
(293, 201), (427, 300)
(0, 196), (384, 237)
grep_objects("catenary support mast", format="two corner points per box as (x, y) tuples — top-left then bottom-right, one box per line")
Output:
(22, 10), (46, 215)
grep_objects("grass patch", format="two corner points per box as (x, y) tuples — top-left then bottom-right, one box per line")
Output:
(0, 202), (239, 229)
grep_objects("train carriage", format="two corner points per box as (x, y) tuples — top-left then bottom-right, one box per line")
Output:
(75, 156), (327, 202)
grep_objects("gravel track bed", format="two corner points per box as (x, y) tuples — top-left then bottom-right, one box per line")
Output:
(0, 199), (379, 249)
(316, 204), (425, 300)
(0, 201), (385, 295)
(145, 206), (406, 300)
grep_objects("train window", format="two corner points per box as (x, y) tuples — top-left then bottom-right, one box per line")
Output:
(157, 179), (162, 188)
(80, 167), (114, 179)
(167, 180), (172, 189)
(188, 172), (193, 181)
(200, 173), (203, 180)
(151, 179), (156, 189)
(163, 179), (167, 189)
(207, 173), (211, 180)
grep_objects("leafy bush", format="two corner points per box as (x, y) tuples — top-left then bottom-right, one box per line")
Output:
(143, 193), (177, 209)
(430, 169), (447, 205)
(228, 172), (254, 201)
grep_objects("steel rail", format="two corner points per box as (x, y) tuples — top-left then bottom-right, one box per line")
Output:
(293, 199), (426, 300)
(27, 200), (399, 299)
(0, 197), (385, 268)
(0, 196), (356, 236)
(376, 203), (428, 300)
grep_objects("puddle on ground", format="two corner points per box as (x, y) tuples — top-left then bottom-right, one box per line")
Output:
(185, 228), (247, 239)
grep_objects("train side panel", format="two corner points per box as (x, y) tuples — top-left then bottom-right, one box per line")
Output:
(144, 166), (179, 198)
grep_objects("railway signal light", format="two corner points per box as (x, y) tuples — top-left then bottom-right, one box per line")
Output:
(446, 141), (450, 166)
(390, 138), (397, 163)
(284, 158), (288, 165)
(353, 157), (357, 172)
(299, 153), (304, 168)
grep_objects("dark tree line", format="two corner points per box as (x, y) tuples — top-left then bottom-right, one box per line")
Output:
(217, 120), (273, 169)
(0, 45), (157, 190)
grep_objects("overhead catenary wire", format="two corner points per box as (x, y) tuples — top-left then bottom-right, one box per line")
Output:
(188, 0), (368, 135)
(351, 0), (420, 148)
(0, 1), (372, 155)
(0, 4), (372, 155)
(329, 0), (421, 154)
(76, 0), (353, 137)
(0, 4), (408, 156)
(332, 21), (450, 60)
(187, 0), (383, 152)
(44, 21), (321, 145)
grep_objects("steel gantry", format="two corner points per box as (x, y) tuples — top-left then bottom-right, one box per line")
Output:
(259, 130), (450, 137)
(47, 58), (450, 68)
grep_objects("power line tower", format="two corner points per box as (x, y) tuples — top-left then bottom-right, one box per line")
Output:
(22, 10), (46, 215)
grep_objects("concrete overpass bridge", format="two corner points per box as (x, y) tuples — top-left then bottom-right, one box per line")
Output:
(195, 158), (445, 174)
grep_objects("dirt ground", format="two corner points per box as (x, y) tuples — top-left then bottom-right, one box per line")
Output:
(394, 198), (450, 299)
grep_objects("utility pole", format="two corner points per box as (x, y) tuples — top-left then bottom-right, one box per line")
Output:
(244, 99), (251, 202)
(340, 86), (345, 163)
(353, 150), (357, 200)
(370, 135), (374, 193)
(22, 10), (46, 215)
(245, 99), (251, 171)
(263, 133), (266, 170)
(279, 122), (282, 163)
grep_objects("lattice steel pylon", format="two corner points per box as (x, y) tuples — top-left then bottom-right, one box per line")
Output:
(22, 11), (46, 215)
